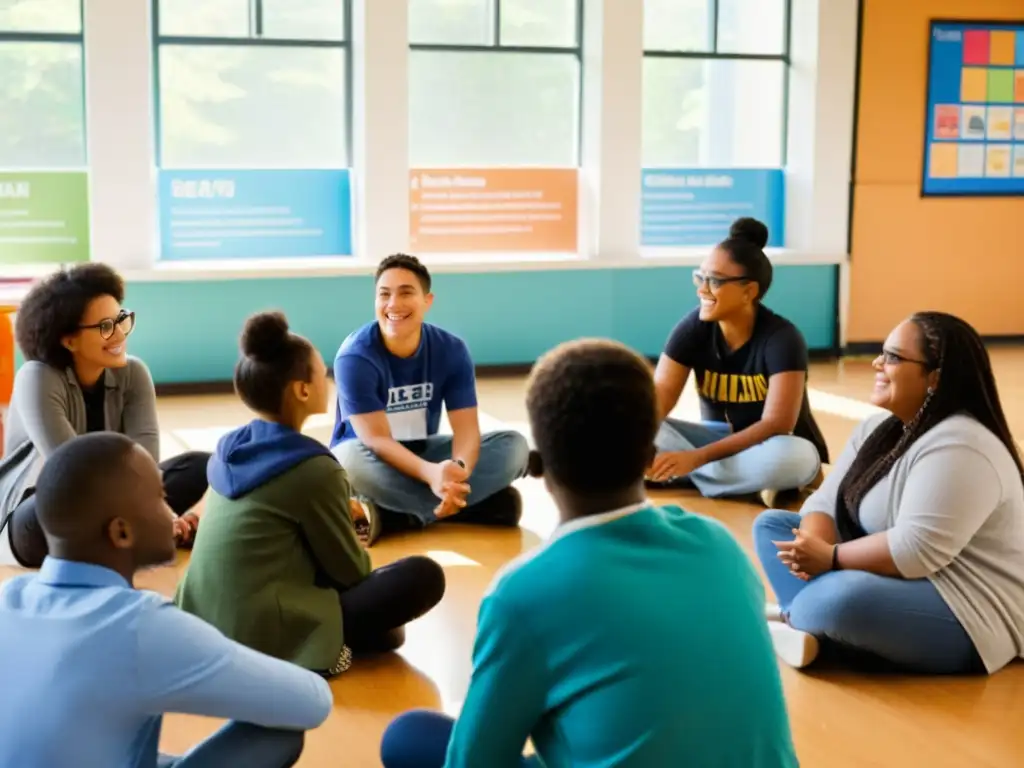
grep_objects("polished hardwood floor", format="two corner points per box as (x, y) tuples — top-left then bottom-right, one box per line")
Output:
(3, 350), (1023, 767)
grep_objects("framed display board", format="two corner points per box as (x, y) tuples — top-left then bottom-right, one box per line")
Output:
(922, 20), (1024, 196)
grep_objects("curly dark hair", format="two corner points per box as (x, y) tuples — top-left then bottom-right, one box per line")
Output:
(16, 263), (126, 369)
(835, 311), (1023, 541)
(376, 253), (431, 293)
(234, 311), (314, 417)
(526, 338), (657, 494)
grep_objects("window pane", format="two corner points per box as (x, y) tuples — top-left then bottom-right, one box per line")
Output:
(409, 0), (492, 46)
(159, 45), (347, 167)
(0, 42), (85, 167)
(642, 57), (784, 167)
(158, 0), (250, 38)
(410, 51), (577, 166)
(717, 0), (786, 55)
(263, 0), (345, 41)
(643, 0), (711, 53)
(500, 0), (577, 48)
(0, 0), (80, 33)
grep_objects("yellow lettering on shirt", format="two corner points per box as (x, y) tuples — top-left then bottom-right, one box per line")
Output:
(697, 371), (770, 404)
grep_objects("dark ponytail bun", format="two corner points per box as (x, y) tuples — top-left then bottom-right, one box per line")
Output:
(728, 217), (769, 250)
(240, 311), (290, 362)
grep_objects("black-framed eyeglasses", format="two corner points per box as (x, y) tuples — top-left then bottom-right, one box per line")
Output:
(79, 310), (135, 340)
(692, 270), (749, 291)
(880, 348), (928, 366)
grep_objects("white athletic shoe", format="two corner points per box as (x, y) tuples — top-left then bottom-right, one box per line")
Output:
(768, 622), (819, 669)
(765, 602), (783, 622)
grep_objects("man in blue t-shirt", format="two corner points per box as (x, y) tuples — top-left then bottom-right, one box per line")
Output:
(331, 253), (529, 545)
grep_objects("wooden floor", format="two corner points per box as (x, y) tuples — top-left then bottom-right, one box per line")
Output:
(3, 350), (1024, 766)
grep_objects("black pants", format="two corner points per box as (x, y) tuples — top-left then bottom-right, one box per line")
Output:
(338, 555), (446, 653)
(6, 450), (211, 569)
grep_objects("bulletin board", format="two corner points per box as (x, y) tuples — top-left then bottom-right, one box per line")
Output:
(921, 20), (1024, 196)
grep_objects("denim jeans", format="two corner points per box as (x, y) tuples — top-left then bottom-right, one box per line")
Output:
(333, 430), (530, 525)
(752, 510), (983, 674)
(380, 710), (540, 768)
(157, 722), (304, 768)
(654, 419), (821, 498)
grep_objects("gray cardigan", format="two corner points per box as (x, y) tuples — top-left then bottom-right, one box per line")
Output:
(0, 357), (160, 521)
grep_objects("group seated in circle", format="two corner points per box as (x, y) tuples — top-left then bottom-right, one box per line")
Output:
(0, 219), (1022, 767)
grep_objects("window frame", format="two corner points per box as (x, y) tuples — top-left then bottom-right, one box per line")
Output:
(408, 0), (586, 166)
(642, 0), (792, 167)
(150, 0), (353, 169)
(0, 0), (88, 169)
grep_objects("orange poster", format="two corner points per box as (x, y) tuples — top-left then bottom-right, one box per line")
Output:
(409, 168), (578, 253)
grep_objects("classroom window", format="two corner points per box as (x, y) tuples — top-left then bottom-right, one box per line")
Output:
(409, 0), (582, 167)
(0, 0), (86, 168)
(153, 0), (350, 168)
(642, 0), (789, 168)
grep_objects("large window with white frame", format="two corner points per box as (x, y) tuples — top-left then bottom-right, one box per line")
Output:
(151, 0), (353, 262)
(408, 0), (583, 254)
(642, 0), (789, 168)
(0, 0), (85, 169)
(153, 0), (350, 169)
(409, 0), (582, 167)
(640, 0), (790, 249)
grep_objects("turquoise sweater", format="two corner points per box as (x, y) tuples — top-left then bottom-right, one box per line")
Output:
(445, 503), (798, 768)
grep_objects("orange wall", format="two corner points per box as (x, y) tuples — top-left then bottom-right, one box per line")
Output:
(849, 0), (1024, 342)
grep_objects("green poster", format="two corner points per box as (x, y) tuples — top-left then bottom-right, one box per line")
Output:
(0, 171), (90, 264)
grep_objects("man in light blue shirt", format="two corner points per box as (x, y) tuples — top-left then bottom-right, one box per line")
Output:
(0, 432), (334, 768)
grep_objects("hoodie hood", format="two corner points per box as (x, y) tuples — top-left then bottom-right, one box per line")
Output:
(207, 419), (335, 499)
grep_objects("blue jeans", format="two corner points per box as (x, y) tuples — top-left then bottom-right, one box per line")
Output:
(654, 419), (820, 498)
(333, 430), (530, 525)
(380, 710), (540, 768)
(158, 722), (304, 767)
(752, 510), (983, 674)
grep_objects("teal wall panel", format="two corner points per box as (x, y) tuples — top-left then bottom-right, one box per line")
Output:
(111, 264), (837, 384)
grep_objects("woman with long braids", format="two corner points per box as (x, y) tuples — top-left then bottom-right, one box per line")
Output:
(753, 312), (1024, 674)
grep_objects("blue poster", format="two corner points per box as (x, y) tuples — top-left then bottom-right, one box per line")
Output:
(158, 169), (353, 260)
(640, 168), (785, 247)
(922, 22), (1024, 196)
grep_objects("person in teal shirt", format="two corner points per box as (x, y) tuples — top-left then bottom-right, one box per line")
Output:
(380, 338), (798, 768)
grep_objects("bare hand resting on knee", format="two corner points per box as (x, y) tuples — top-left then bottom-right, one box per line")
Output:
(429, 460), (470, 519)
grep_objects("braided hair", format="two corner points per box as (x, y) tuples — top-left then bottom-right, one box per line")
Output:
(834, 311), (1023, 541)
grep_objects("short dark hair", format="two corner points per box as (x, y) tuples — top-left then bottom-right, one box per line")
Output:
(16, 263), (126, 369)
(835, 311), (1024, 540)
(35, 433), (138, 540)
(718, 217), (773, 301)
(234, 311), (315, 416)
(376, 253), (431, 293)
(526, 339), (657, 495)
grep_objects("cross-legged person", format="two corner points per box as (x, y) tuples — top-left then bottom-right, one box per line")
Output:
(380, 339), (798, 768)
(176, 312), (446, 670)
(0, 433), (333, 767)
(331, 253), (530, 545)
(649, 217), (827, 506)
(0, 264), (209, 566)
(754, 312), (1024, 675)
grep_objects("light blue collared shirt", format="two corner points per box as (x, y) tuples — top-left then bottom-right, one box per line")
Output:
(0, 557), (333, 768)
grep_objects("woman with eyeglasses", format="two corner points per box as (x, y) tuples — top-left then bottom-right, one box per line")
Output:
(0, 264), (211, 567)
(755, 312), (1024, 675)
(649, 217), (828, 506)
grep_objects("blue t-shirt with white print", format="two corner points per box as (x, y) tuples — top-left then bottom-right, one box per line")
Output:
(330, 321), (477, 447)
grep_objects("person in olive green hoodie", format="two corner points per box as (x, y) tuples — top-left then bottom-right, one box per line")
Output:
(175, 311), (446, 676)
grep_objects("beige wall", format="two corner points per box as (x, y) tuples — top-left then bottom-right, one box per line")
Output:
(849, 0), (1024, 342)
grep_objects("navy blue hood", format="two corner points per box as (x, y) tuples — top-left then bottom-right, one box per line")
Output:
(207, 419), (335, 499)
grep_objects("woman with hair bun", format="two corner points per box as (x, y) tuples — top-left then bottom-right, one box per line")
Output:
(175, 311), (446, 677)
(648, 217), (828, 506)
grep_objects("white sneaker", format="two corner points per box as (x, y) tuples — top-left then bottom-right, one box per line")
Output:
(765, 602), (783, 622)
(768, 622), (819, 669)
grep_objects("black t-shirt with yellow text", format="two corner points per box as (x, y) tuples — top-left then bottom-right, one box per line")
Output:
(663, 306), (829, 463)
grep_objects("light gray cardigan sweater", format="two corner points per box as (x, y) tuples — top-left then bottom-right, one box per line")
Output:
(0, 357), (160, 522)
